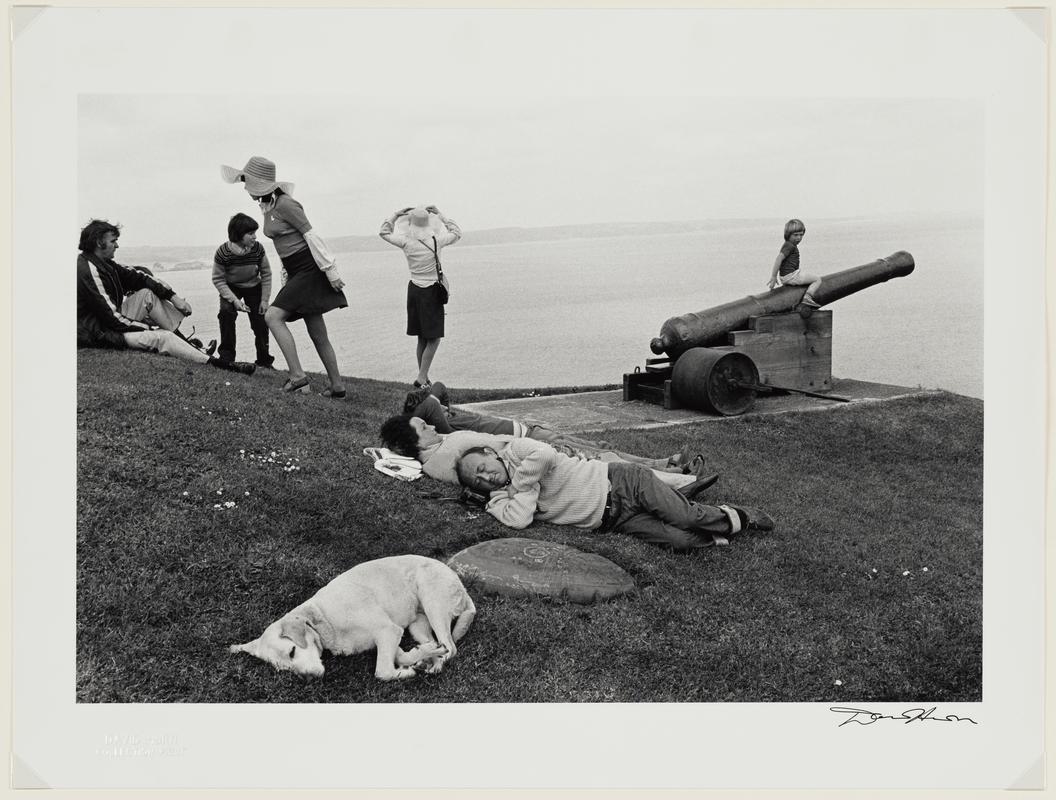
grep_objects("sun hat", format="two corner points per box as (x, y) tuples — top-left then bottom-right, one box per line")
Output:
(220, 156), (294, 197)
(408, 206), (432, 227)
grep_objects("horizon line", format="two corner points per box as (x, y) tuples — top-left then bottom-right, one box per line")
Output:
(118, 209), (982, 252)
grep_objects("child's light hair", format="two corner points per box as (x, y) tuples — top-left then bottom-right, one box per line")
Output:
(784, 219), (806, 241)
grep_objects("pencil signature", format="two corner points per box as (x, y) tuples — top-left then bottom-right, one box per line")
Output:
(830, 706), (979, 728)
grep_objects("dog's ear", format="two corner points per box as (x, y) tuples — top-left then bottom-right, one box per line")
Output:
(279, 614), (311, 650)
(300, 603), (330, 646)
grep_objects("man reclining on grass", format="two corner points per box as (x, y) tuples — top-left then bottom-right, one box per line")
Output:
(402, 382), (692, 472)
(456, 439), (774, 552)
(76, 219), (256, 375)
(379, 413), (713, 490)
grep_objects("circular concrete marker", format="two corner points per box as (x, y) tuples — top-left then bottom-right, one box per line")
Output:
(447, 538), (635, 604)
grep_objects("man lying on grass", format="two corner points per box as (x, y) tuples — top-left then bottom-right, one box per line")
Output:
(456, 439), (773, 551)
(401, 383), (694, 472)
(379, 413), (712, 490)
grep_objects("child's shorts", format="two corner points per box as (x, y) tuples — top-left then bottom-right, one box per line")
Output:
(778, 269), (807, 287)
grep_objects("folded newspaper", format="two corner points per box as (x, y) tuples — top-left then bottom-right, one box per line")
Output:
(362, 447), (423, 482)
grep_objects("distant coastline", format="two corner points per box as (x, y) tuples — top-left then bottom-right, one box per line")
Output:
(118, 210), (979, 271)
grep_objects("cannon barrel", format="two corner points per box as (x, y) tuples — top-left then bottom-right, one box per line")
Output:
(649, 251), (915, 357)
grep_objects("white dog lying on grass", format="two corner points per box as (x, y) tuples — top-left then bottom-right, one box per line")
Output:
(229, 555), (476, 681)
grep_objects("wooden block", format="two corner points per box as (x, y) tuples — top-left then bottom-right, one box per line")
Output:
(624, 371), (673, 406)
(623, 372), (656, 401)
(728, 329), (768, 346)
(663, 380), (683, 410)
(748, 311), (832, 336)
(715, 311), (835, 392)
(635, 384), (666, 402)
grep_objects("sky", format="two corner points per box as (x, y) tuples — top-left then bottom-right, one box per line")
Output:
(79, 94), (982, 248)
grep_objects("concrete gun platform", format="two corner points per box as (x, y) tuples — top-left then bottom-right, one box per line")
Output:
(456, 377), (936, 435)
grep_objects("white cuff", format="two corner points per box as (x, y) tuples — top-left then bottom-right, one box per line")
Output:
(719, 504), (741, 535)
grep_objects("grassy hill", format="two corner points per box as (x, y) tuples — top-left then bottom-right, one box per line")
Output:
(76, 349), (983, 703)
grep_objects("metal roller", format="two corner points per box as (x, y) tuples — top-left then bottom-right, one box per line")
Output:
(671, 347), (760, 416)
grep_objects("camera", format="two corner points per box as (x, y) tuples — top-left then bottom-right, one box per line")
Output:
(458, 487), (489, 507)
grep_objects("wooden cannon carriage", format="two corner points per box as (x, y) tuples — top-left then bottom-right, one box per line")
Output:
(624, 251), (915, 416)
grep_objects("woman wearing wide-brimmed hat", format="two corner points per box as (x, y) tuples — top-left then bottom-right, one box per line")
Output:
(379, 205), (461, 388)
(221, 156), (348, 397)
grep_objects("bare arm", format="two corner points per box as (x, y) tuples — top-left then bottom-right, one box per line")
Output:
(767, 251), (785, 289)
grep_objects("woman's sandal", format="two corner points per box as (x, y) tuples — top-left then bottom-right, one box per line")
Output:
(670, 443), (694, 471)
(281, 376), (312, 394)
(321, 388), (347, 399)
(690, 454), (708, 478)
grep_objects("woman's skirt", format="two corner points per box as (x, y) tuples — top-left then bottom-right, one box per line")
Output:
(272, 246), (348, 321)
(406, 281), (445, 338)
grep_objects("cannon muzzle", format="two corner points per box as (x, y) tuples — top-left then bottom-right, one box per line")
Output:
(650, 251), (914, 357)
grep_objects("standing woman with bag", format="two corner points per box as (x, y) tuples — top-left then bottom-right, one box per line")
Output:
(379, 205), (461, 388)
(221, 157), (349, 397)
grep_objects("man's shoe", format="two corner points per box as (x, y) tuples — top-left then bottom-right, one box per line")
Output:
(676, 473), (719, 500)
(430, 381), (451, 409)
(209, 357), (256, 376)
(723, 504), (775, 533)
(403, 386), (433, 413)
(255, 358), (276, 369)
(204, 339), (218, 357)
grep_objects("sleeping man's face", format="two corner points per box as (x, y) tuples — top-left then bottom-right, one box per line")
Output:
(458, 448), (510, 493)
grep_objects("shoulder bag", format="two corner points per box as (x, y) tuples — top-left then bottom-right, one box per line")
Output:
(422, 236), (449, 304)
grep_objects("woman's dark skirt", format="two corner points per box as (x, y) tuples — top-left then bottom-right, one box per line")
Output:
(406, 281), (444, 339)
(272, 246), (347, 322)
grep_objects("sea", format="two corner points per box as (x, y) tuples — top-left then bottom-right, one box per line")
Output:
(150, 213), (983, 398)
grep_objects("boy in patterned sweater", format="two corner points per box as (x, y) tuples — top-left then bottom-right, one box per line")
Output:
(212, 213), (275, 367)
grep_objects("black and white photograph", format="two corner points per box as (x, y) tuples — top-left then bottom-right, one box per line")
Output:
(9, 3), (1048, 792)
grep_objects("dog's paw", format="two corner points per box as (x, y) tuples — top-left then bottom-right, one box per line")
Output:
(415, 659), (445, 675)
(417, 642), (447, 660)
(378, 666), (419, 681)
(411, 643), (449, 675)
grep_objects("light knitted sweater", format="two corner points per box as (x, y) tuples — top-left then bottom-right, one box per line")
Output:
(378, 214), (462, 287)
(485, 439), (608, 530)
